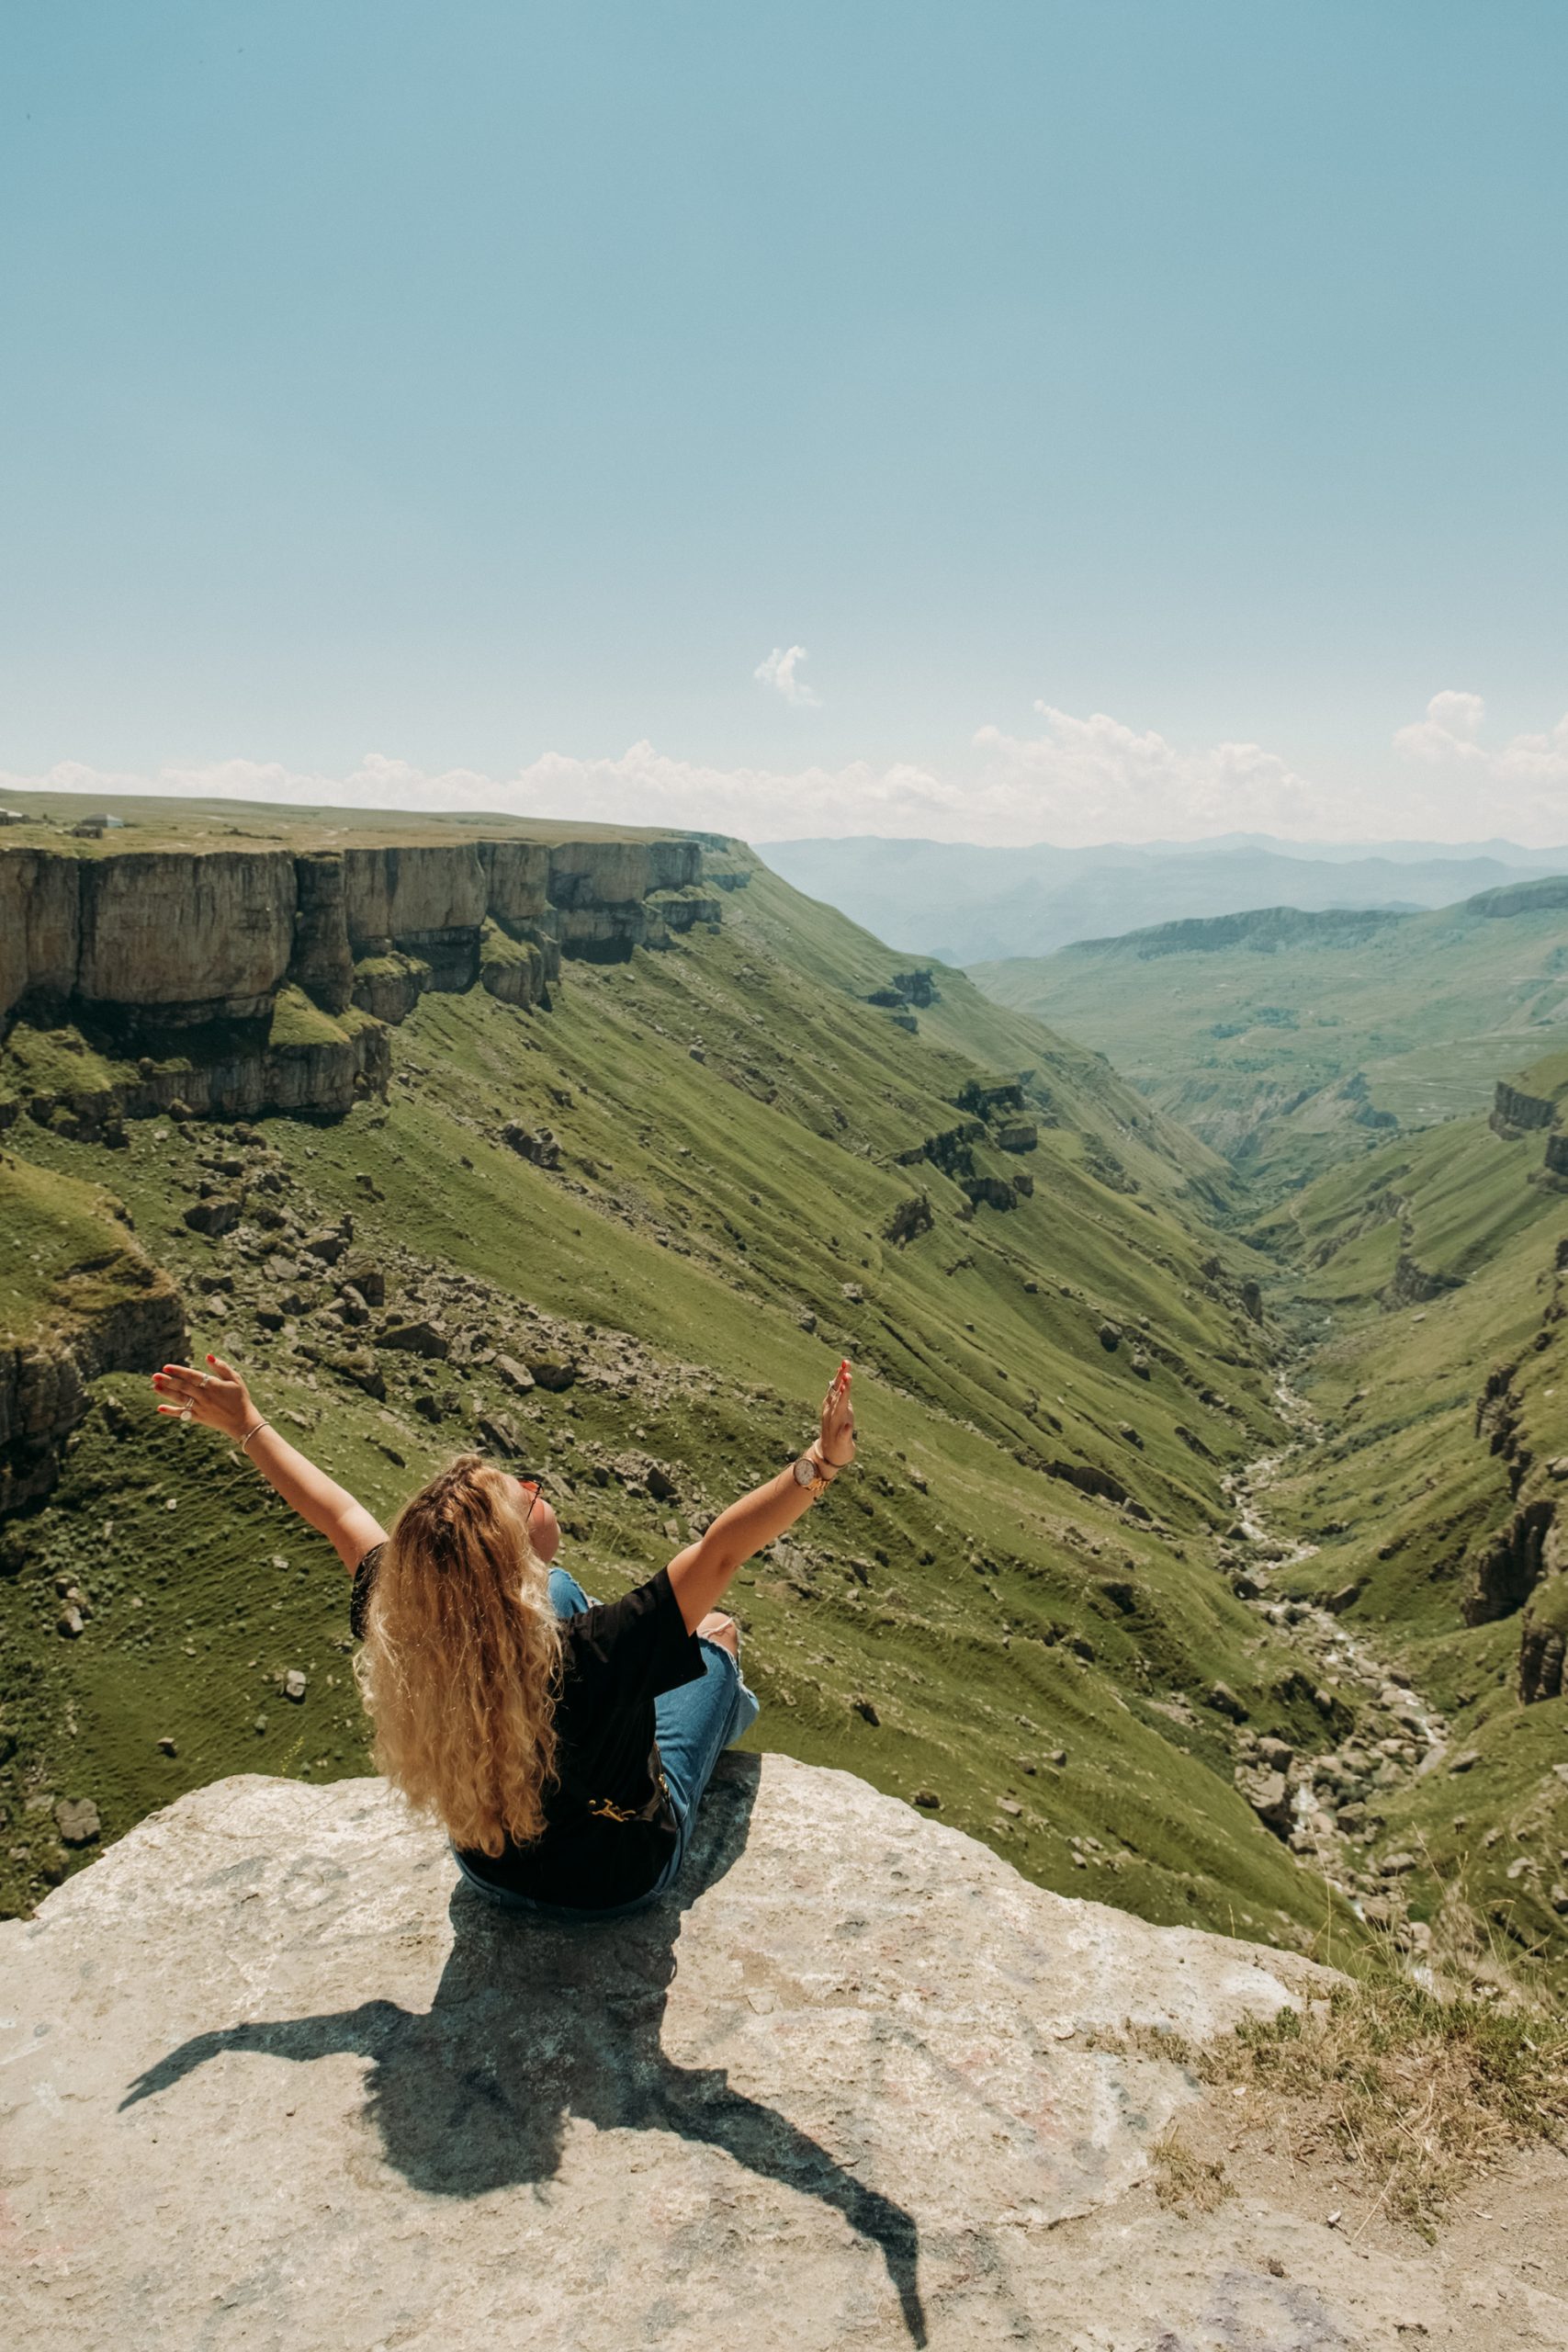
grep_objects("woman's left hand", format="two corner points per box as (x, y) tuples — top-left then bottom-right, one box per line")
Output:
(152, 1353), (256, 1442)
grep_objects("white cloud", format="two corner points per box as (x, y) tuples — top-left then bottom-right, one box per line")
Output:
(1392, 690), (1487, 758)
(753, 645), (819, 707)
(6, 691), (1565, 848)
(1391, 690), (1568, 836)
(969, 703), (1328, 842)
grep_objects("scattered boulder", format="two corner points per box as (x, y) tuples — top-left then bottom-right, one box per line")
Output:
(528, 1357), (578, 1393)
(183, 1197), (243, 1237)
(500, 1123), (561, 1170)
(377, 1319), (451, 1360)
(282, 1670), (307, 1703)
(494, 1354), (536, 1396)
(1235, 1767), (1292, 1835)
(301, 1228), (350, 1265)
(340, 1259), (386, 1308)
(53, 1797), (101, 1846)
(1208, 1681), (1248, 1723)
(1045, 1460), (1129, 1506)
(911, 1789), (942, 1810)
(1098, 1322), (1121, 1352)
(476, 1412), (522, 1458)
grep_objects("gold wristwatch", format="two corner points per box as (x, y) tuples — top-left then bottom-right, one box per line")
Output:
(793, 1445), (839, 1500)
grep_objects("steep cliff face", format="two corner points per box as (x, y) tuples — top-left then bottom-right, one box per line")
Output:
(1492, 1078), (1557, 1136)
(0, 827), (723, 1124)
(0, 1157), (186, 1513)
(0, 830), (717, 1030)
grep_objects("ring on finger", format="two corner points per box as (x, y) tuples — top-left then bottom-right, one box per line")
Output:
(179, 1400), (194, 1422)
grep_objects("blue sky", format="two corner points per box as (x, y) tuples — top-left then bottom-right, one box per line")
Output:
(3, 2), (1565, 842)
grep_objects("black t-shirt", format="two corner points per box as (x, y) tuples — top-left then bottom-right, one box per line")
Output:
(350, 1549), (705, 1911)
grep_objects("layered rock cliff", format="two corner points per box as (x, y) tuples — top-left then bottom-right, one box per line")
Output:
(0, 828), (725, 1128)
(1, 831), (718, 1030)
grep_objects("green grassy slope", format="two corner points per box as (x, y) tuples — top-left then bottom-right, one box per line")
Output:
(0, 849), (1369, 1959)
(972, 882), (1568, 1193)
(0, 1158), (152, 1340)
(1253, 1047), (1568, 1967)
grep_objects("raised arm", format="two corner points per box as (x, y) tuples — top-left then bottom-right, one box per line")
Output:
(666, 1361), (856, 1633)
(152, 1353), (387, 1571)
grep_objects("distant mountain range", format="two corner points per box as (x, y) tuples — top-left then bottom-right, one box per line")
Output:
(759, 834), (1568, 965)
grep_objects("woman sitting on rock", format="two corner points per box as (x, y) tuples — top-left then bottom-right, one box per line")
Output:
(151, 1351), (856, 1917)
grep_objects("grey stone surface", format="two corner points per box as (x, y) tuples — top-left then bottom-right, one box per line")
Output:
(3, 1755), (1562, 2350)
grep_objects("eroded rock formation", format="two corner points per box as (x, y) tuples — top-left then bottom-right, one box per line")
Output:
(0, 830), (726, 1127)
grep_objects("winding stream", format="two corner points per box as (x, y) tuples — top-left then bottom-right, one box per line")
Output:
(1220, 1367), (1449, 1943)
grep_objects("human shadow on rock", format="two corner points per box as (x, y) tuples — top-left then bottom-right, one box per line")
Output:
(123, 1754), (926, 2346)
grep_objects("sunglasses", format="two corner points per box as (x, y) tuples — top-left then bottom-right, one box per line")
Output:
(513, 1473), (547, 1523)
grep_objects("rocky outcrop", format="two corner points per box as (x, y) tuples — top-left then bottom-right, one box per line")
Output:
(1519, 1575), (1568, 1702)
(1461, 1497), (1555, 1625)
(1492, 1079), (1557, 1136)
(1046, 1457), (1130, 1505)
(0, 831), (716, 1032)
(5, 993), (391, 1139)
(1, 829), (721, 1125)
(0, 1163), (186, 1513)
(477, 921), (548, 1009)
(1382, 1250), (1462, 1309)
(955, 1077), (1024, 1117)
(1, 1756), (1382, 2352)
(868, 968), (940, 1011)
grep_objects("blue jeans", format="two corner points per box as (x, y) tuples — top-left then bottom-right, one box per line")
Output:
(454, 1566), (761, 1920)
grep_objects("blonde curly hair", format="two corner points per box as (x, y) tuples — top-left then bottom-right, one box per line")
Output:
(355, 1455), (563, 1856)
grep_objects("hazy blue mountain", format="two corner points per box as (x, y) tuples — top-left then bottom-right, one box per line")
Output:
(758, 835), (1568, 965)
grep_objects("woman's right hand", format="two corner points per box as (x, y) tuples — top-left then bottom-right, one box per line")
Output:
(818, 1359), (856, 1468)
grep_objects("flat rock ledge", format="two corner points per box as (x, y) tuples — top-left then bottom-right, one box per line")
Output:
(1, 1756), (1557, 2350)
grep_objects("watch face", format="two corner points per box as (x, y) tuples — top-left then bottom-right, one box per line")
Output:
(793, 1454), (814, 1487)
